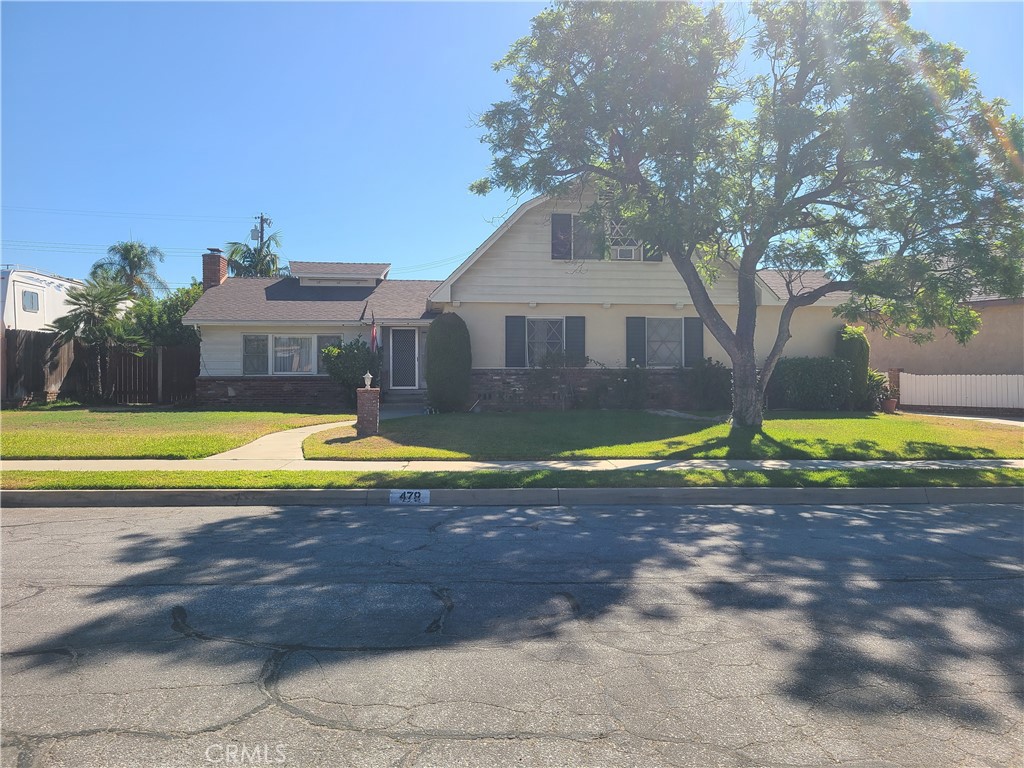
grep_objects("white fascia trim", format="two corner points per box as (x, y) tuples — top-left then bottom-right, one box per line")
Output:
(190, 320), (364, 326)
(429, 193), (551, 304)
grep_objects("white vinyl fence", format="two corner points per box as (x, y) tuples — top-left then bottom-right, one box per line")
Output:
(900, 373), (1024, 409)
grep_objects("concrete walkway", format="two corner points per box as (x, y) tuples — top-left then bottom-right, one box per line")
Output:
(206, 420), (354, 460)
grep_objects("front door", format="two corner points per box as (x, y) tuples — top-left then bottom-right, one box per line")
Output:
(390, 328), (418, 389)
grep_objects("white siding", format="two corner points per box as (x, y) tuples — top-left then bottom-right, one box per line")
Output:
(449, 199), (741, 306)
(197, 324), (364, 377)
(901, 373), (1024, 409)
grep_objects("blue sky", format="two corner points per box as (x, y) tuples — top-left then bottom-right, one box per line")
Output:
(3, 2), (1022, 292)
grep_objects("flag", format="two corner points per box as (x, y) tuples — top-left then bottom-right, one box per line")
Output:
(370, 312), (378, 353)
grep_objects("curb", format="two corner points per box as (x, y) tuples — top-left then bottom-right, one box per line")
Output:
(2, 486), (1021, 508)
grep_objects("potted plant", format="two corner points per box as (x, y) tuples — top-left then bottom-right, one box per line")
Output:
(881, 385), (899, 414)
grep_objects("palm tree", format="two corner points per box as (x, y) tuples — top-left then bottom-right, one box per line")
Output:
(46, 278), (145, 401)
(225, 231), (286, 277)
(90, 241), (169, 298)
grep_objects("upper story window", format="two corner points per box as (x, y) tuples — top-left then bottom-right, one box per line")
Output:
(551, 213), (661, 262)
(22, 290), (39, 312)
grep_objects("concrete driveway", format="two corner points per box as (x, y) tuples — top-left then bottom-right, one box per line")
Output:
(2, 502), (1021, 767)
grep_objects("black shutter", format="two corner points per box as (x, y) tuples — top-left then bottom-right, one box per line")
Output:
(551, 214), (572, 260)
(564, 316), (586, 367)
(505, 316), (527, 368)
(626, 317), (647, 368)
(684, 317), (704, 367)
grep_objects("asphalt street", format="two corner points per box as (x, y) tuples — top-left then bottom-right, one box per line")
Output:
(2, 502), (1021, 768)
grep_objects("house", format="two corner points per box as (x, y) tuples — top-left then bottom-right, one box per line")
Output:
(184, 194), (849, 408)
(183, 249), (441, 406)
(0, 265), (86, 333)
(863, 291), (1023, 375)
(427, 194), (845, 408)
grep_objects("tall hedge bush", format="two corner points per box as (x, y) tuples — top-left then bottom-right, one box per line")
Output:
(765, 357), (851, 411)
(835, 325), (870, 410)
(321, 338), (381, 407)
(425, 312), (472, 412)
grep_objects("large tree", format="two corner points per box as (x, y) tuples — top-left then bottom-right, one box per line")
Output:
(473, 1), (1023, 427)
(126, 279), (204, 347)
(226, 231), (286, 277)
(91, 241), (168, 298)
(46, 278), (145, 401)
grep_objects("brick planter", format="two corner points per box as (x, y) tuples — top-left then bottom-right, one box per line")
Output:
(195, 377), (343, 408)
(470, 368), (698, 411)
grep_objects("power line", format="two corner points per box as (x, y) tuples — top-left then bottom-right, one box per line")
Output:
(2, 205), (251, 223)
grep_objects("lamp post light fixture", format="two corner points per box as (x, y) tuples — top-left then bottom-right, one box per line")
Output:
(363, 371), (374, 389)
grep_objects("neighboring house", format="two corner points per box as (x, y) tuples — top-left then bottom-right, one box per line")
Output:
(185, 195), (849, 407)
(0, 264), (85, 333)
(183, 250), (441, 405)
(863, 291), (1024, 375)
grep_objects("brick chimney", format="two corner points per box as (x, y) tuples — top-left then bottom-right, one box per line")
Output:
(202, 247), (228, 290)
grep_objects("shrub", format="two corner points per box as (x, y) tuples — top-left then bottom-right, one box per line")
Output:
(866, 368), (891, 410)
(321, 338), (382, 407)
(425, 313), (472, 412)
(835, 325), (870, 410)
(765, 357), (851, 411)
(679, 357), (732, 410)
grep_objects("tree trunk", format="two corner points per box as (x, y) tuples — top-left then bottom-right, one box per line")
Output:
(93, 348), (103, 400)
(730, 352), (763, 429)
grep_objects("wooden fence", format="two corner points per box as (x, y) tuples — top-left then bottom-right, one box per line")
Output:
(899, 372), (1024, 411)
(3, 329), (199, 405)
(2, 329), (78, 402)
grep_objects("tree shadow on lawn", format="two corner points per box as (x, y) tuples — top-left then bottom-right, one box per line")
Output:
(318, 410), (999, 461)
(4, 502), (1020, 738)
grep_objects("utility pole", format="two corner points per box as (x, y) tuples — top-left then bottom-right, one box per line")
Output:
(252, 213), (272, 252)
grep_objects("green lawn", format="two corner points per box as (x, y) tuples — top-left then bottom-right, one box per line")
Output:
(1, 406), (352, 459)
(304, 410), (1024, 461)
(3, 468), (1022, 490)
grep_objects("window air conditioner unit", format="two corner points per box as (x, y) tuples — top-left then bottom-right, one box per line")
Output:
(613, 246), (640, 261)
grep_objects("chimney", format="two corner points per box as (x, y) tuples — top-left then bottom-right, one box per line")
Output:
(202, 247), (228, 290)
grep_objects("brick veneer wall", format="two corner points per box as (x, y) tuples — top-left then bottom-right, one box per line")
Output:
(470, 368), (697, 411)
(195, 377), (344, 408)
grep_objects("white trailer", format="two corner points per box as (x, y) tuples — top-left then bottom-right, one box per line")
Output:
(0, 264), (86, 333)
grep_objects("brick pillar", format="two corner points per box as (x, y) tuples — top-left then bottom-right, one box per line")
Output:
(356, 387), (380, 437)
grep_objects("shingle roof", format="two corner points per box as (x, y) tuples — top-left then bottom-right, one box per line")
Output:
(758, 269), (852, 302)
(288, 261), (390, 278)
(183, 277), (441, 324)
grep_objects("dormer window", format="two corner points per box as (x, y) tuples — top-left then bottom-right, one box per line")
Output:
(551, 214), (661, 262)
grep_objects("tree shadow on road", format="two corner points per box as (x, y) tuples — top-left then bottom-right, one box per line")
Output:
(4, 501), (1021, 732)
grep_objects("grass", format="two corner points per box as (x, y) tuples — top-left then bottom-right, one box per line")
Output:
(1, 406), (352, 459)
(305, 410), (1024, 461)
(3, 468), (1022, 490)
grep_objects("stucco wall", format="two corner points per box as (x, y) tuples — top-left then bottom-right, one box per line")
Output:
(448, 302), (843, 369)
(863, 303), (1024, 375)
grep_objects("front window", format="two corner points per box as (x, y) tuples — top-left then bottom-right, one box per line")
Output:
(273, 336), (314, 374)
(646, 318), (682, 367)
(242, 335), (268, 375)
(527, 318), (564, 366)
(22, 290), (39, 312)
(317, 334), (343, 373)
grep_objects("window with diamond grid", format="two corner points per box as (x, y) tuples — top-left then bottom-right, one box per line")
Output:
(646, 318), (682, 367)
(527, 319), (564, 366)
